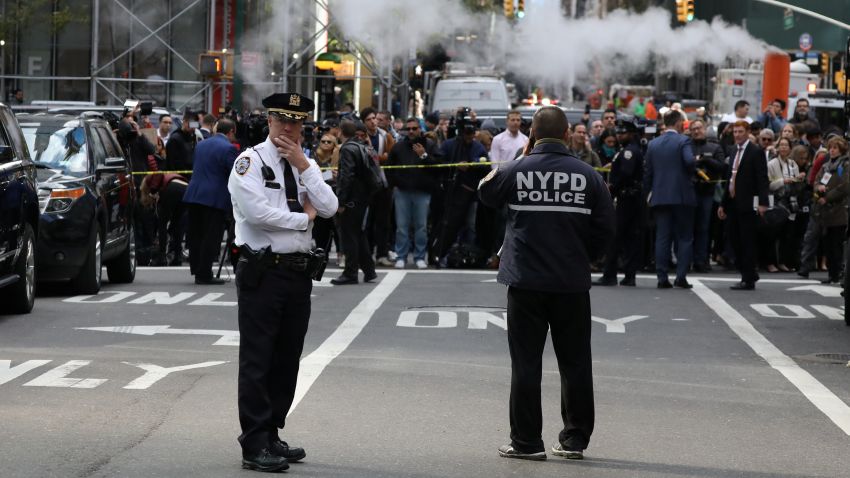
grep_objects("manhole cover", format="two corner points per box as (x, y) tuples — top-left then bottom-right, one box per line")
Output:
(795, 353), (850, 364)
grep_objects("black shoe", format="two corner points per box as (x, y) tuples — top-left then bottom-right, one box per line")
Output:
(593, 277), (617, 286)
(730, 281), (755, 290)
(242, 448), (289, 472)
(821, 277), (840, 284)
(330, 274), (358, 285)
(673, 279), (693, 289)
(497, 444), (546, 461)
(619, 277), (636, 286)
(693, 263), (712, 273)
(195, 277), (226, 285)
(363, 272), (378, 283)
(797, 270), (810, 279)
(269, 440), (306, 463)
(657, 280), (673, 289)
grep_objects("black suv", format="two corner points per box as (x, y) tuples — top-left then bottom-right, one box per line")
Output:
(0, 104), (38, 313)
(17, 113), (136, 294)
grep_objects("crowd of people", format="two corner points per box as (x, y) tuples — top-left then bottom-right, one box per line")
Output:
(123, 95), (849, 287)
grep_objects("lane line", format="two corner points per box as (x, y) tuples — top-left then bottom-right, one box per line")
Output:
(288, 270), (406, 416)
(691, 279), (850, 436)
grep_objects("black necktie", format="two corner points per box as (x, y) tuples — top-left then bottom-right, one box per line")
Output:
(282, 162), (303, 213)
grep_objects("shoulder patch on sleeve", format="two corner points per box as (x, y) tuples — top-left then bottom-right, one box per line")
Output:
(235, 157), (251, 175)
(624, 150), (633, 160)
(479, 168), (498, 188)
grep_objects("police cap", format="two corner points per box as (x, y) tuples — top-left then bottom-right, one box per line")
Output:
(615, 119), (638, 134)
(262, 92), (315, 121)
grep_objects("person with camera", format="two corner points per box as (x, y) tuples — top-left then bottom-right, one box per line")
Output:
(433, 109), (490, 267)
(594, 119), (644, 287)
(479, 106), (614, 462)
(756, 98), (787, 134)
(809, 136), (849, 284)
(768, 137), (806, 272)
(387, 117), (440, 269)
(228, 93), (338, 473)
(688, 119), (727, 273)
(330, 120), (380, 285)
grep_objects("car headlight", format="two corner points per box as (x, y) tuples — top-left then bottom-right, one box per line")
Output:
(41, 187), (86, 214)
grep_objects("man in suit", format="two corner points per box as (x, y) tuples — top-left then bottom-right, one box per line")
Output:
(718, 121), (769, 290)
(643, 110), (696, 289)
(183, 118), (239, 284)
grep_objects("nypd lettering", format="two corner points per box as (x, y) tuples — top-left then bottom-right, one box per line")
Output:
(513, 171), (589, 214)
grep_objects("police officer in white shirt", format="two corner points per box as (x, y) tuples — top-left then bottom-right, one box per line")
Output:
(228, 92), (338, 473)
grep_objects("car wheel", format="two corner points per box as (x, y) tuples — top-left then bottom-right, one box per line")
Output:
(4, 223), (36, 314)
(71, 227), (102, 294)
(106, 225), (136, 284)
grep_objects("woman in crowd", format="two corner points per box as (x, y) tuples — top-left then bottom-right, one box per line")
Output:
(312, 133), (342, 265)
(780, 123), (798, 144)
(596, 128), (618, 167)
(767, 137), (806, 271)
(811, 136), (849, 284)
(139, 172), (189, 267)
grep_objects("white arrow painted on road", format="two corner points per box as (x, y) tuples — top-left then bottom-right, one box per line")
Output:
(76, 325), (239, 346)
(787, 285), (843, 298)
(591, 315), (647, 333)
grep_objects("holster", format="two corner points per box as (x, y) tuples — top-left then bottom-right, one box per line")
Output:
(237, 245), (269, 289)
(306, 248), (329, 281)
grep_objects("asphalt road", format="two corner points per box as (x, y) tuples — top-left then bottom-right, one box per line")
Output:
(2, 266), (850, 477)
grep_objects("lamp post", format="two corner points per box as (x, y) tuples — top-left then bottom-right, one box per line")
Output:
(1, 40), (5, 103)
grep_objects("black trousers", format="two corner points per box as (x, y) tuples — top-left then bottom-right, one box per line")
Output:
(507, 287), (594, 453)
(823, 225), (846, 281)
(156, 181), (187, 260)
(340, 203), (375, 279)
(368, 187), (393, 258)
(187, 203), (225, 280)
(434, 186), (477, 259)
(727, 203), (759, 284)
(236, 263), (312, 453)
(602, 197), (643, 281)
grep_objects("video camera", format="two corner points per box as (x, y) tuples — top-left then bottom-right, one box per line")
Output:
(243, 112), (269, 148)
(123, 99), (153, 118)
(448, 107), (477, 139)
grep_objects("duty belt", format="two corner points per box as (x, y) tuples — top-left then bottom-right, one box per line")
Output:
(266, 252), (310, 271)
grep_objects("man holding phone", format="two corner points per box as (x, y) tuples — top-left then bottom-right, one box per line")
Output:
(166, 109), (198, 180)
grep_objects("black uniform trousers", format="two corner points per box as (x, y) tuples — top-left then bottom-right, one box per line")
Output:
(340, 203), (376, 279)
(506, 287), (594, 453)
(187, 203), (226, 280)
(236, 263), (312, 453)
(726, 202), (760, 284)
(602, 196), (643, 281)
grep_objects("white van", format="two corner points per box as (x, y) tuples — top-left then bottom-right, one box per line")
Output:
(430, 76), (511, 113)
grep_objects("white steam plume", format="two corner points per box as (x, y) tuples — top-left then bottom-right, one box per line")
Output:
(330, 0), (769, 85)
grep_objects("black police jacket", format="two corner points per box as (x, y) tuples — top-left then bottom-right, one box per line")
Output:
(609, 141), (644, 198)
(479, 139), (615, 293)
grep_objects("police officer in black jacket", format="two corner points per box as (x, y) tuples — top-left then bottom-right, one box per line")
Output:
(689, 119), (727, 272)
(594, 119), (645, 286)
(479, 106), (615, 462)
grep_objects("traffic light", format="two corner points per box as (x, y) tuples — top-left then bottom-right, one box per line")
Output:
(675, 0), (694, 23)
(199, 53), (223, 77)
(686, 0), (695, 22)
(503, 0), (514, 19)
(821, 52), (830, 75)
(517, 0), (525, 19)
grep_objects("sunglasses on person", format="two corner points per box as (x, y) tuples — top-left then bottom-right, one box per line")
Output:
(405, 126), (420, 131)
(320, 140), (335, 144)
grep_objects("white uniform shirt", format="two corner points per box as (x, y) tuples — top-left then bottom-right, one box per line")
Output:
(489, 129), (528, 169)
(228, 137), (339, 254)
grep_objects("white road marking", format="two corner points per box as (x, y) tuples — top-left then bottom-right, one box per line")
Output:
(289, 270), (406, 416)
(751, 304), (815, 319)
(0, 360), (51, 385)
(23, 360), (107, 389)
(591, 315), (647, 333)
(64, 291), (137, 303)
(122, 361), (228, 389)
(787, 285), (843, 297)
(691, 279), (850, 436)
(77, 325), (240, 346)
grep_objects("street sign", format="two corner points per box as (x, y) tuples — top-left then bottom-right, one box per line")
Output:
(241, 51), (260, 69)
(783, 8), (794, 30)
(799, 33), (813, 52)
